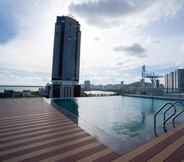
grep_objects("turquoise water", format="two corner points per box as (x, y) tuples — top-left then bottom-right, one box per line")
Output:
(53, 96), (184, 153)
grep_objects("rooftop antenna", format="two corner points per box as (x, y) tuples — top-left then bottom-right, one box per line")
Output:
(142, 65), (146, 79)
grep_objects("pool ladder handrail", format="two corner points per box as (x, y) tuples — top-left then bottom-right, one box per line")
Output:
(172, 103), (184, 128)
(163, 104), (177, 133)
(154, 101), (184, 137)
(154, 102), (175, 137)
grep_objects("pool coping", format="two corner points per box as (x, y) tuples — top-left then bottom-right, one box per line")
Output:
(123, 94), (184, 101)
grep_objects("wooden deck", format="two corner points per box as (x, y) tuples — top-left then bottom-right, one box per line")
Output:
(0, 98), (183, 162)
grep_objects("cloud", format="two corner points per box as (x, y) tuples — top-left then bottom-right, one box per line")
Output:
(0, 65), (50, 85)
(69, 0), (184, 27)
(114, 43), (146, 57)
(0, 0), (48, 44)
(117, 62), (124, 66)
(69, 0), (154, 27)
(0, 1), (64, 68)
(94, 37), (100, 41)
(152, 40), (161, 44)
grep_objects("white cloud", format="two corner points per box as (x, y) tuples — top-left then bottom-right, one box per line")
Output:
(69, 0), (184, 28)
(69, 0), (154, 27)
(114, 43), (146, 58)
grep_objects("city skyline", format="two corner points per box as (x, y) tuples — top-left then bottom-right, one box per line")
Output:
(1, 0), (184, 85)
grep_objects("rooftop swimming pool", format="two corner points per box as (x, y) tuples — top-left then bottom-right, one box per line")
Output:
(51, 96), (184, 154)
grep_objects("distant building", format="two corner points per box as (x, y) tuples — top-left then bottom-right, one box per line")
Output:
(165, 69), (184, 92)
(3, 90), (14, 98)
(13, 92), (22, 97)
(121, 81), (163, 95)
(51, 16), (81, 98)
(84, 80), (91, 91)
(121, 81), (124, 88)
(156, 79), (160, 88)
(22, 90), (32, 97)
(39, 83), (51, 98)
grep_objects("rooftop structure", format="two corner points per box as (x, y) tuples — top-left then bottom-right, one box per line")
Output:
(142, 65), (163, 88)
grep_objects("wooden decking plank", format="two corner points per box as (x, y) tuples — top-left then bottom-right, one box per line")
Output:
(57, 144), (106, 162)
(0, 116), (69, 129)
(164, 144), (184, 162)
(128, 128), (184, 162)
(93, 152), (120, 162)
(0, 132), (88, 157)
(1, 136), (94, 162)
(0, 121), (75, 138)
(0, 119), (72, 133)
(0, 128), (81, 151)
(39, 143), (101, 162)
(0, 125), (77, 143)
(113, 125), (184, 162)
(14, 138), (98, 162)
(148, 136), (184, 162)
(77, 148), (113, 162)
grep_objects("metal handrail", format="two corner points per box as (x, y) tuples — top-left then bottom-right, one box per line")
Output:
(154, 102), (174, 137)
(162, 101), (184, 132)
(154, 101), (184, 137)
(171, 102), (184, 128)
(163, 105), (176, 132)
(172, 109), (184, 128)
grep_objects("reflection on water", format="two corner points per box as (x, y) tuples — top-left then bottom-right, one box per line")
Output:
(151, 99), (155, 113)
(52, 98), (79, 123)
(52, 96), (184, 153)
(111, 111), (146, 138)
(112, 121), (145, 138)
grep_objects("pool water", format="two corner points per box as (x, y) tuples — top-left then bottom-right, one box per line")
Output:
(52, 96), (184, 153)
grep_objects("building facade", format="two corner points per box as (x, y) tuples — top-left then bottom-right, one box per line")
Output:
(84, 80), (91, 91)
(51, 16), (81, 98)
(165, 69), (184, 93)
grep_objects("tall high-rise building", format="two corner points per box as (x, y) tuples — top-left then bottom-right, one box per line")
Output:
(51, 16), (81, 98)
(165, 69), (184, 93)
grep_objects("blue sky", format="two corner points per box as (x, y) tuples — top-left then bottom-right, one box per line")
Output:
(0, 16), (16, 43)
(145, 7), (184, 37)
(0, 0), (184, 85)
(0, 1), (17, 43)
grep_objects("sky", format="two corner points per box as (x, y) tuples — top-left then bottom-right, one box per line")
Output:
(0, 0), (184, 85)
